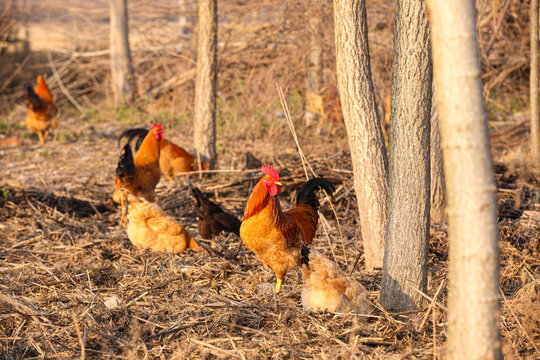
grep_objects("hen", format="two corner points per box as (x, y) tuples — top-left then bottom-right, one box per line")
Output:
(119, 128), (209, 181)
(301, 245), (371, 314)
(240, 164), (335, 292)
(126, 194), (200, 253)
(192, 187), (241, 239)
(114, 124), (164, 223)
(25, 75), (58, 144)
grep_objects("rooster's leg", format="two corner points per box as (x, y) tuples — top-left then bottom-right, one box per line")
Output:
(38, 131), (44, 145)
(164, 174), (174, 182)
(44, 130), (50, 139)
(120, 195), (127, 225)
(275, 278), (283, 293)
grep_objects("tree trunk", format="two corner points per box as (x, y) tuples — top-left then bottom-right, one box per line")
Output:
(306, 3), (323, 94)
(179, 0), (196, 50)
(193, 0), (217, 169)
(380, 0), (432, 312)
(427, 1), (502, 359)
(109, 0), (136, 105)
(333, 0), (389, 271)
(430, 87), (447, 223)
(531, 0), (540, 166)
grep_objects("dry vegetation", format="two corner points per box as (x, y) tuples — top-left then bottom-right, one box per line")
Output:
(0, 0), (538, 359)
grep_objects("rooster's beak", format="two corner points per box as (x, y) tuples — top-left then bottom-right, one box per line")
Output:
(275, 182), (282, 186)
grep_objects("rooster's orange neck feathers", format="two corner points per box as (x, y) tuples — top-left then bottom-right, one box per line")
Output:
(35, 76), (54, 104)
(243, 176), (285, 222)
(134, 127), (161, 166)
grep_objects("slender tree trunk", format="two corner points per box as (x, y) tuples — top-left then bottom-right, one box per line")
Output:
(179, 0), (196, 50)
(306, 3), (323, 94)
(109, 0), (136, 105)
(427, 1), (502, 359)
(380, 0), (432, 312)
(333, 0), (389, 271)
(531, 0), (540, 166)
(430, 87), (447, 223)
(193, 0), (217, 168)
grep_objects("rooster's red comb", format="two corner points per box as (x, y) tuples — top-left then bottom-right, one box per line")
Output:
(151, 124), (164, 132)
(261, 164), (279, 180)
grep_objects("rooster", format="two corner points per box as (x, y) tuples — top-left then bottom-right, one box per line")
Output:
(301, 245), (372, 314)
(25, 75), (58, 144)
(126, 194), (200, 253)
(119, 128), (209, 181)
(114, 124), (164, 224)
(192, 187), (241, 239)
(240, 164), (335, 292)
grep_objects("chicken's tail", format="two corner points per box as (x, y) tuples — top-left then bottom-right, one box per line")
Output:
(116, 144), (136, 179)
(301, 244), (311, 266)
(118, 128), (149, 149)
(24, 83), (44, 110)
(296, 178), (335, 211)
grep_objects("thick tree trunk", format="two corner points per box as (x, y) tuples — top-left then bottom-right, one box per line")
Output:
(427, 1), (502, 359)
(193, 0), (217, 169)
(531, 0), (540, 166)
(380, 0), (432, 312)
(306, 3), (323, 94)
(430, 89), (447, 223)
(109, 0), (136, 105)
(333, 0), (389, 271)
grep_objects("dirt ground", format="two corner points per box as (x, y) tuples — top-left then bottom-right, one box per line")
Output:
(0, 116), (538, 359)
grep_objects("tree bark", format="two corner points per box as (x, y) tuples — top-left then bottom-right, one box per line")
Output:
(427, 1), (502, 359)
(306, 3), (323, 94)
(333, 0), (389, 271)
(380, 0), (432, 312)
(430, 87), (447, 223)
(193, 0), (217, 169)
(109, 0), (136, 105)
(531, 0), (540, 166)
(179, 0), (196, 50)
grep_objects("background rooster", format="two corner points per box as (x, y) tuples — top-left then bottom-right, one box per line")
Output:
(114, 124), (164, 223)
(301, 245), (372, 314)
(119, 127), (209, 181)
(24, 75), (58, 144)
(192, 186), (241, 239)
(240, 165), (335, 292)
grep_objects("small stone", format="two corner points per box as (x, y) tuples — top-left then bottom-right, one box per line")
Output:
(104, 296), (122, 310)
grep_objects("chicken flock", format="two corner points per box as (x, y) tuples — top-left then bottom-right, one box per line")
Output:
(22, 75), (372, 315)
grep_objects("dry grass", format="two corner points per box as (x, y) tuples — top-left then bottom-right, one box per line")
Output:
(0, 121), (538, 359)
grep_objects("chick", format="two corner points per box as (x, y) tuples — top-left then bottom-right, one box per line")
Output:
(126, 194), (199, 253)
(301, 246), (371, 314)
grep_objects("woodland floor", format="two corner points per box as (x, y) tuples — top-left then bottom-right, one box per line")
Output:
(0, 119), (538, 359)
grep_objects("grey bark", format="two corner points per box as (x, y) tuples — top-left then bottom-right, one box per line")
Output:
(430, 89), (447, 223)
(531, 0), (540, 166)
(109, 0), (136, 105)
(193, 0), (217, 168)
(380, 0), (432, 311)
(333, 0), (389, 271)
(427, 0), (502, 359)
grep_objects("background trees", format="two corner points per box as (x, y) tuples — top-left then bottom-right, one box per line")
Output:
(193, 0), (217, 169)
(380, 0), (432, 312)
(109, 0), (136, 105)
(333, 0), (389, 272)
(428, 0), (502, 358)
(531, 0), (539, 167)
